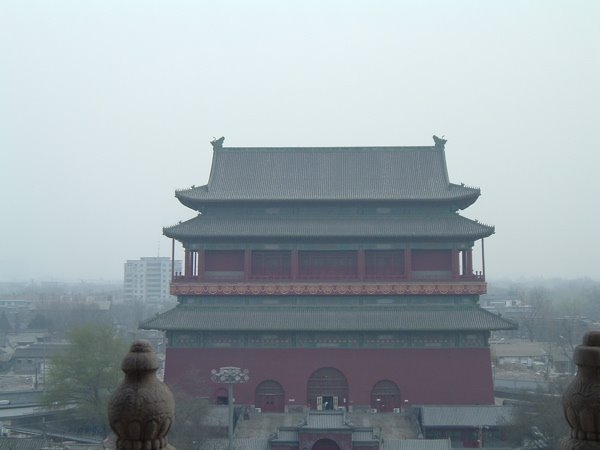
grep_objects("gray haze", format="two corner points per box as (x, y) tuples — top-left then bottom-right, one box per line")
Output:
(1, 1), (599, 281)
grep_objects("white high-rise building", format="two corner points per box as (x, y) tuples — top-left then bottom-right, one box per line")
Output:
(124, 257), (182, 303)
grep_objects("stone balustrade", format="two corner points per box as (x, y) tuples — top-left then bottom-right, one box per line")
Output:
(108, 340), (176, 450)
(559, 331), (600, 449)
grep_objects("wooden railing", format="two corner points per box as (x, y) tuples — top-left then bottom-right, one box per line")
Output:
(171, 271), (485, 283)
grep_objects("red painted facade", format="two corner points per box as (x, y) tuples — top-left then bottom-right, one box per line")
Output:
(164, 347), (495, 407)
(179, 248), (479, 282)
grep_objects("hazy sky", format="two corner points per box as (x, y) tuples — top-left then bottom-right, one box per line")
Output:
(1, 1), (599, 282)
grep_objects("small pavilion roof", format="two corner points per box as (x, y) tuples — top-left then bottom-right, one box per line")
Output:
(141, 305), (516, 332)
(419, 405), (514, 428)
(176, 144), (480, 209)
(164, 212), (494, 241)
(384, 439), (452, 450)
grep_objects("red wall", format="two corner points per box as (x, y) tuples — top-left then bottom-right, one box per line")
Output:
(412, 250), (452, 271)
(205, 250), (244, 271)
(164, 347), (494, 406)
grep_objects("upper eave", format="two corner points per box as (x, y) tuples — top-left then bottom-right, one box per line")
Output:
(163, 213), (494, 241)
(174, 145), (481, 211)
(175, 184), (481, 210)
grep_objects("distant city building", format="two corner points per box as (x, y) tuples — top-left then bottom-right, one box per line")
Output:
(12, 342), (70, 375)
(123, 257), (181, 303)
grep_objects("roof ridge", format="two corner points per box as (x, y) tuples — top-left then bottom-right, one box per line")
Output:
(219, 146), (439, 152)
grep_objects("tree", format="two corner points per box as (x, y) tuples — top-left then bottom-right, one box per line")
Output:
(43, 325), (127, 434)
(28, 312), (53, 330)
(0, 311), (12, 333)
(168, 370), (213, 450)
(169, 386), (211, 450)
(505, 382), (571, 448)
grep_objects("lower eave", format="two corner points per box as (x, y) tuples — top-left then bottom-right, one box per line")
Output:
(140, 305), (517, 332)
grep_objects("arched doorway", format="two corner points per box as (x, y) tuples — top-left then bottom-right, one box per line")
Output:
(370, 379), (401, 412)
(255, 380), (285, 412)
(312, 438), (341, 450)
(307, 367), (349, 410)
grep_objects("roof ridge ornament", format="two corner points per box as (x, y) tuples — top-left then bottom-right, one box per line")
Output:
(211, 136), (225, 150)
(433, 135), (447, 150)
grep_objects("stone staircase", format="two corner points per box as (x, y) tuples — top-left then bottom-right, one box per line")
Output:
(232, 409), (418, 440)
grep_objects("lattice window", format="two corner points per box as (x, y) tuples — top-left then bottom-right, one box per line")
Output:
(251, 251), (291, 279)
(365, 250), (404, 279)
(298, 251), (357, 279)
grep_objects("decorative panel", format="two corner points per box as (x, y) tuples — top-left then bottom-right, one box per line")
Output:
(412, 332), (455, 348)
(364, 333), (408, 348)
(365, 250), (404, 280)
(171, 281), (487, 296)
(251, 251), (291, 279)
(203, 332), (243, 348)
(298, 251), (358, 280)
(459, 333), (486, 347)
(171, 332), (201, 347)
(297, 333), (360, 348)
(247, 333), (291, 348)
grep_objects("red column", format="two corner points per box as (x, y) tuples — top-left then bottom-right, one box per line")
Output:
(357, 250), (366, 280)
(291, 250), (299, 280)
(171, 239), (175, 279)
(244, 249), (252, 281)
(184, 251), (192, 279)
(461, 251), (467, 278)
(466, 250), (473, 278)
(451, 249), (459, 280)
(481, 239), (486, 280)
(197, 250), (205, 280)
(404, 248), (411, 280)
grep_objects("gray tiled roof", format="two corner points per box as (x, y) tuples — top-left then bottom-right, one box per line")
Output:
(233, 438), (269, 450)
(0, 438), (104, 450)
(0, 438), (50, 450)
(304, 411), (350, 429)
(352, 430), (379, 442)
(141, 305), (516, 331)
(13, 344), (70, 359)
(270, 429), (299, 442)
(384, 439), (452, 450)
(419, 405), (514, 428)
(176, 146), (480, 206)
(164, 213), (493, 240)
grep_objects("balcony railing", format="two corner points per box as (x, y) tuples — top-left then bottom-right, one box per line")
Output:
(172, 271), (485, 283)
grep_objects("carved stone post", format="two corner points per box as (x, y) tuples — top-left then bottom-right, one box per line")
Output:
(559, 331), (600, 449)
(108, 340), (176, 450)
